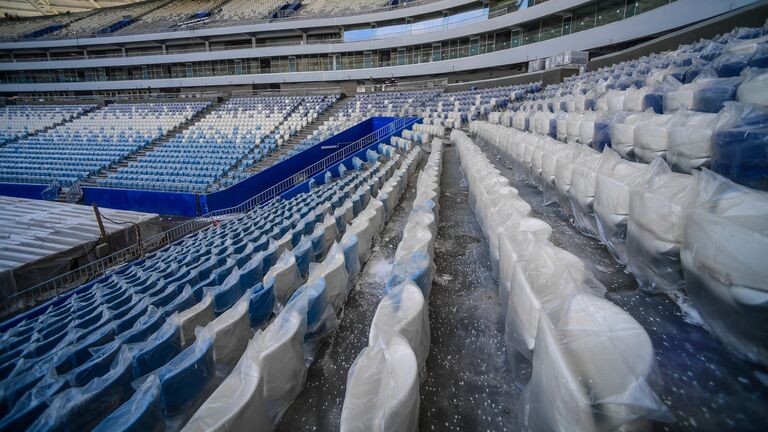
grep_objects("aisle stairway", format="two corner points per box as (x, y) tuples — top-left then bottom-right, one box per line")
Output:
(211, 95), (349, 190)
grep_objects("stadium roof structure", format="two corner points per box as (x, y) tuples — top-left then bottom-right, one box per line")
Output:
(0, 0), (144, 17)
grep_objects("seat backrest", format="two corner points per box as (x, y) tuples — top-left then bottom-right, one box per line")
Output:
(210, 289), (252, 371)
(181, 335), (271, 432)
(157, 326), (216, 417)
(369, 281), (429, 373)
(340, 336), (419, 432)
(259, 309), (307, 423)
(132, 318), (182, 379)
(92, 374), (162, 432)
(30, 348), (134, 431)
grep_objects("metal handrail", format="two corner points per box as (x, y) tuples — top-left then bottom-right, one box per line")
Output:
(0, 115), (416, 319)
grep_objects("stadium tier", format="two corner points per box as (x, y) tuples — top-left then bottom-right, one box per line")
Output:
(0, 102), (210, 187)
(0, 2), (767, 432)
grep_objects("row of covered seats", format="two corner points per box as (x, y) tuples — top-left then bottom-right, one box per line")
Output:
(219, 94), (341, 189)
(177, 144), (424, 431)
(0, 0), (434, 40)
(0, 133), (423, 430)
(114, 0), (224, 34)
(341, 133), (443, 431)
(284, 90), (442, 161)
(0, 101), (209, 187)
(0, 14), (84, 40)
(0, 104), (95, 145)
(471, 120), (768, 368)
(129, 143), (421, 431)
(422, 82), (542, 128)
(98, 95), (338, 193)
(453, 128), (672, 431)
(51, 1), (166, 38)
(502, 24), (767, 190)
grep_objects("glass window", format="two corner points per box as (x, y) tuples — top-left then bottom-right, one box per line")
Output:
(469, 37), (480, 56)
(596, 0), (626, 26)
(343, 28), (375, 42)
(572, 4), (597, 33)
(539, 16), (562, 41)
(630, 0), (670, 15)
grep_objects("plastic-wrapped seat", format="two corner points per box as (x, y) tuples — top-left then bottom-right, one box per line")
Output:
(369, 281), (430, 376)
(626, 160), (696, 293)
(634, 113), (674, 163)
(711, 102), (768, 192)
(593, 150), (652, 264)
(309, 213), (339, 262)
(340, 336), (419, 432)
(249, 283), (275, 329)
(0, 372), (66, 430)
(181, 335), (271, 432)
(285, 278), (337, 358)
(132, 317), (183, 378)
(667, 111), (719, 173)
(681, 170), (768, 366)
(736, 68), (768, 107)
(568, 147), (603, 238)
(178, 293), (215, 347)
(347, 215), (376, 266)
(307, 242), (349, 313)
(259, 309), (307, 424)
(156, 326), (215, 420)
(92, 375), (162, 432)
(69, 340), (122, 387)
(29, 348), (134, 432)
(263, 250), (303, 305)
(503, 238), (590, 358)
(522, 294), (670, 432)
(209, 290), (252, 372)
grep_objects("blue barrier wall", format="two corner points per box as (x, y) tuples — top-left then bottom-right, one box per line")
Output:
(81, 117), (413, 217)
(0, 183), (57, 200)
(83, 187), (200, 217)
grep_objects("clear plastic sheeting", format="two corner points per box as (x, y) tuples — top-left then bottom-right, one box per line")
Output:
(29, 347), (134, 431)
(568, 146), (603, 238)
(412, 123), (445, 138)
(307, 242), (350, 314)
(594, 149), (652, 264)
(736, 68), (768, 107)
(522, 294), (672, 432)
(667, 111), (719, 173)
(257, 309), (307, 425)
(369, 281), (430, 377)
(263, 250), (303, 305)
(626, 159), (696, 293)
(209, 289), (252, 374)
(610, 111), (653, 160)
(340, 140), (441, 430)
(181, 334), (271, 432)
(711, 102), (768, 192)
(634, 113), (673, 163)
(681, 170), (768, 366)
(92, 374), (162, 432)
(340, 336), (419, 432)
(458, 124), (668, 430)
